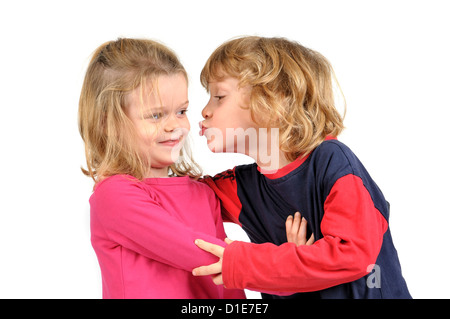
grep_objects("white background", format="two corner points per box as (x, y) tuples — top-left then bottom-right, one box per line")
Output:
(0, 0), (449, 299)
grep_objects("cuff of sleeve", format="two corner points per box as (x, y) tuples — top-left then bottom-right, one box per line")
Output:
(222, 241), (242, 289)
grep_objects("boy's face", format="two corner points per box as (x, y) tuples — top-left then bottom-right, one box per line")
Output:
(200, 77), (257, 153)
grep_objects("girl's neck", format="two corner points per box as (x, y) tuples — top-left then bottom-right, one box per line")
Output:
(146, 166), (170, 178)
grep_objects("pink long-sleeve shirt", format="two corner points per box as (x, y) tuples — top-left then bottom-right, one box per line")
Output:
(89, 174), (245, 299)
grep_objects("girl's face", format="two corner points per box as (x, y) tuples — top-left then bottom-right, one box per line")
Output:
(200, 77), (257, 153)
(125, 74), (190, 177)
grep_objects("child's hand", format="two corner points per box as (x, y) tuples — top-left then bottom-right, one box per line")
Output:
(192, 238), (233, 285)
(286, 212), (315, 246)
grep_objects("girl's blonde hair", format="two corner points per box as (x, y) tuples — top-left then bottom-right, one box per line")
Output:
(200, 36), (345, 161)
(79, 38), (201, 183)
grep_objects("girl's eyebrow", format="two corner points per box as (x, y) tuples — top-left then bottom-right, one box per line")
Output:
(141, 107), (164, 116)
(147, 107), (165, 111)
(149, 100), (189, 110)
(179, 100), (189, 107)
(166, 100), (189, 108)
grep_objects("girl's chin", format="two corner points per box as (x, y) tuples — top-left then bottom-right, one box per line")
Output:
(150, 156), (179, 169)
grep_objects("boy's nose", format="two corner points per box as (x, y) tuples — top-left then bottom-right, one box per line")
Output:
(201, 103), (212, 119)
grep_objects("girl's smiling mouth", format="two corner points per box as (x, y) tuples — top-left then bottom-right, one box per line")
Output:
(158, 137), (182, 147)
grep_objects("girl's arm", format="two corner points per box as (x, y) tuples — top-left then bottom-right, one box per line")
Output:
(90, 176), (227, 272)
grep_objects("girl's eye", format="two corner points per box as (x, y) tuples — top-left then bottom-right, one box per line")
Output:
(214, 95), (225, 101)
(146, 112), (164, 120)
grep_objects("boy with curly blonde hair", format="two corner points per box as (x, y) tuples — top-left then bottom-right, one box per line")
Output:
(193, 36), (411, 299)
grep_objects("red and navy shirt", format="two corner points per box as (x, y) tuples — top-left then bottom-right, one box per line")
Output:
(203, 137), (411, 299)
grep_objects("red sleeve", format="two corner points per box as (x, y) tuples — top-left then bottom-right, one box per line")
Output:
(222, 174), (388, 292)
(207, 185), (247, 299)
(201, 168), (242, 225)
(90, 176), (226, 272)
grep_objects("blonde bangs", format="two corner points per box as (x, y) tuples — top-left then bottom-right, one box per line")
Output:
(79, 38), (202, 185)
(200, 36), (346, 161)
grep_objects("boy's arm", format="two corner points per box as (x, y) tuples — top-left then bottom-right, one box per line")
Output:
(194, 213), (313, 296)
(200, 168), (242, 225)
(195, 174), (388, 293)
(208, 186), (247, 299)
(222, 174), (388, 292)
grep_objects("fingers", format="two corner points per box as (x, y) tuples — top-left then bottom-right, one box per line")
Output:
(306, 233), (315, 246)
(298, 216), (308, 246)
(192, 261), (222, 277)
(194, 239), (224, 258)
(212, 274), (223, 285)
(286, 212), (302, 244)
(285, 212), (315, 246)
(193, 239), (225, 285)
(292, 212), (302, 240)
(285, 215), (293, 242)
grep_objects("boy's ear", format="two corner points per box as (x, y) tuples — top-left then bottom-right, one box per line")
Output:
(250, 107), (272, 128)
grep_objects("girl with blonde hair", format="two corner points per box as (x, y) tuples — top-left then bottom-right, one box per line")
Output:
(193, 36), (411, 299)
(78, 37), (247, 298)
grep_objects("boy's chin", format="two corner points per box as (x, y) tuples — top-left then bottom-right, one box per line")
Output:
(206, 144), (221, 153)
(206, 139), (221, 153)
(206, 140), (242, 154)
(206, 141), (230, 154)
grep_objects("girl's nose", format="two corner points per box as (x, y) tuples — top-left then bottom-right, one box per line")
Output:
(164, 114), (179, 132)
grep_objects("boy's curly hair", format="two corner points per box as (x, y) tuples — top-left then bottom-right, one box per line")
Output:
(200, 36), (345, 161)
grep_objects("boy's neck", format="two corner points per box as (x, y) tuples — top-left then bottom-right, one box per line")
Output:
(255, 152), (291, 174)
(246, 126), (290, 172)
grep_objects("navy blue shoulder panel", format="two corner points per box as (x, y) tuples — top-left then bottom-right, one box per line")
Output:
(311, 140), (390, 221)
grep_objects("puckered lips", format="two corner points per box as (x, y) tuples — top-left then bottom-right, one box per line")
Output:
(199, 121), (208, 136)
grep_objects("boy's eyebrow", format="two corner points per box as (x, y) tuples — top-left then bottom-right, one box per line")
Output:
(208, 82), (228, 90)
